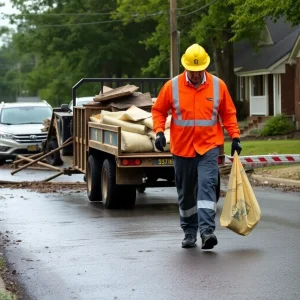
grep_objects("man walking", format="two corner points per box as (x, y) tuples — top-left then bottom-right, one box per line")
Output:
(152, 44), (242, 249)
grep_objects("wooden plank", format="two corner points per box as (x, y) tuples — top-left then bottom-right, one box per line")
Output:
(54, 117), (60, 147)
(16, 155), (62, 172)
(11, 139), (73, 175)
(13, 152), (44, 165)
(99, 85), (114, 94)
(117, 152), (173, 158)
(117, 126), (121, 156)
(93, 85), (139, 102)
(80, 109), (83, 170)
(109, 92), (153, 110)
(88, 122), (119, 132)
(89, 140), (118, 156)
(42, 171), (64, 182)
(82, 102), (111, 109)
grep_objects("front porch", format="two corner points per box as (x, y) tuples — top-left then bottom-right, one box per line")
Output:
(237, 74), (282, 117)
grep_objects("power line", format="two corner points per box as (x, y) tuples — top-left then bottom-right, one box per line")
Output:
(0, 10), (169, 17)
(1, 10), (168, 29)
(26, 19), (122, 28)
(178, 0), (220, 17)
(0, 12), (113, 16)
(0, 2), (223, 30)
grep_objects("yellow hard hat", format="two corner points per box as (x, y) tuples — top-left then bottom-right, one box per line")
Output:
(181, 44), (210, 71)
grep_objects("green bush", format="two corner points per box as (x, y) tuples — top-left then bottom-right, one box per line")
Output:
(260, 114), (295, 136)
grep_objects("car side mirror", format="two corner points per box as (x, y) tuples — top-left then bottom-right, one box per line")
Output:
(61, 104), (69, 112)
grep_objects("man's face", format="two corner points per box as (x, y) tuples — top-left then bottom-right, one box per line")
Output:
(186, 70), (205, 85)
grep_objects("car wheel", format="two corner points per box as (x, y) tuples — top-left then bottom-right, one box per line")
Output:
(46, 140), (63, 166)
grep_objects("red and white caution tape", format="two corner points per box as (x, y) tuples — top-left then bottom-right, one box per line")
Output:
(224, 154), (300, 169)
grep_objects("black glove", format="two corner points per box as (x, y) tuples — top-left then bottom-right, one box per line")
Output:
(231, 138), (242, 156)
(155, 132), (166, 152)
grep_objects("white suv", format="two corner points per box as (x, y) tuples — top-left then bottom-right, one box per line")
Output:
(0, 101), (52, 164)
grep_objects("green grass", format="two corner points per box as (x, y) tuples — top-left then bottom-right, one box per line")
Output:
(224, 140), (300, 156)
(0, 291), (17, 300)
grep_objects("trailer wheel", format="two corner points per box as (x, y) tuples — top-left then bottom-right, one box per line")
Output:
(101, 159), (136, 209)
(87, 154), (103, 202)
(216, 170), (221, 202)
(46, 140), (63, 166)
(101, 159), (119, 209)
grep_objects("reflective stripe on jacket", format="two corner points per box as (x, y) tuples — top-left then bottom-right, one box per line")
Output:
(152, 71), (240, 157)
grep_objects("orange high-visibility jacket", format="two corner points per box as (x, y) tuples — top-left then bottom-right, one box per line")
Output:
(152, 71), (240, 157)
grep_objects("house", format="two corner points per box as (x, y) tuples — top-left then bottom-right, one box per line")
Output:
(213, 18), (300, 130)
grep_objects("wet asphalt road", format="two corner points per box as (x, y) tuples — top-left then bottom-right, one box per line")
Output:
(0, 176), (300, 300)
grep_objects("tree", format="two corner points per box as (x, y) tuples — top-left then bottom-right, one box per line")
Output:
(5, 0), (157, 105)
(178, 0), (237, 100)
(229, 0), (300, 41)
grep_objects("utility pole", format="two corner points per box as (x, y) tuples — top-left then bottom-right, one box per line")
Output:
(170, 0), (179, 78)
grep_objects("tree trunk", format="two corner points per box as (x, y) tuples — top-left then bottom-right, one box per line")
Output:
(211, 37), (225, 80)
(222, 29), (236, 103)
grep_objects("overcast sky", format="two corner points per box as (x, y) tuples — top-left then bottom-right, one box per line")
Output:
(0, 0), (18, 27)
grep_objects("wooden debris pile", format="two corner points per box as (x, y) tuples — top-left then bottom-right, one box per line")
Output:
(83, 84), (154, 112)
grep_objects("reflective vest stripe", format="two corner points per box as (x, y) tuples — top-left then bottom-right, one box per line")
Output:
(172, 75), (181, 119)
(211, 75), (219, 121)
(171, 75), (220, 127)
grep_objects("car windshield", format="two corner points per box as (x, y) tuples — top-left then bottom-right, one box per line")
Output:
(0, 106), (52, 125)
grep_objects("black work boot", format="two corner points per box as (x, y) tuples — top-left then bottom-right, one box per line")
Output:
(182, 234), (197, 248)
(201, 229), (218, 250)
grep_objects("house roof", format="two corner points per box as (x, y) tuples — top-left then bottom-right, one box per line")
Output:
(209, 18), (300, 74)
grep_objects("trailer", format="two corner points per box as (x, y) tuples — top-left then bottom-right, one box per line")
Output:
(73, 110), (225, 209)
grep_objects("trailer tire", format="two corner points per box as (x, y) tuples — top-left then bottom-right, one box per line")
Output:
(101, 159), (119, 209)
(46, 140), (63, 166)
(101, 159), (137, 209)
(216, 170), (221, 202)
(87, 154), (103, 202)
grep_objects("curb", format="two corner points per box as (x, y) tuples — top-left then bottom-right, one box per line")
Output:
(251, 174), (300, 187)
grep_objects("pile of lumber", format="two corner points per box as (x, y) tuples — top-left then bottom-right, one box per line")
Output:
(83, 84), (154, 112)
(85, 84), (169, 153)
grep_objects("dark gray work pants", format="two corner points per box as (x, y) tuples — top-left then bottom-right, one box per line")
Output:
(173, 147), (219, 236)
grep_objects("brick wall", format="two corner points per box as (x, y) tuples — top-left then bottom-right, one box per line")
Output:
(281, 64), (295, 116)
(295, 58), (300, 130)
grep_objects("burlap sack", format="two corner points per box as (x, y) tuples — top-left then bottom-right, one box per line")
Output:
(102, 115), (147, 135)
(121, 131), (153, 152)
(100, 110), (126, 120)
(142, 115), (172, 130)
(118, 105), (152, 122)
(90, 114), (101, 122)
